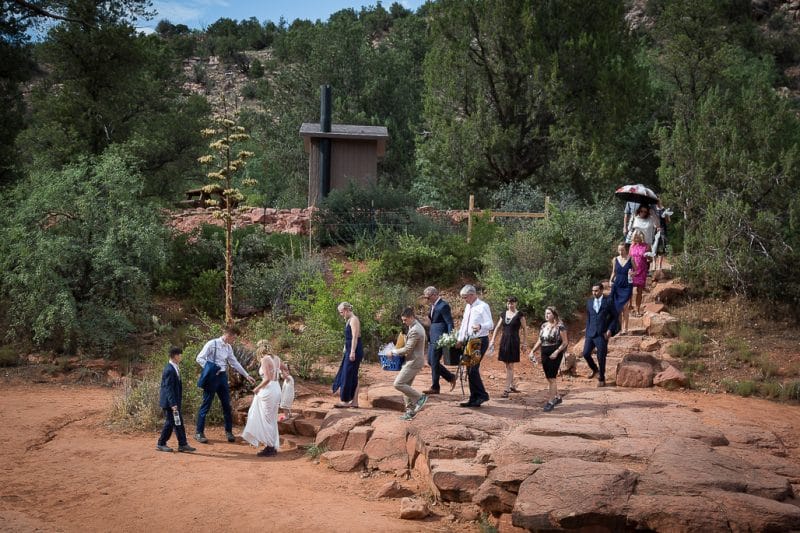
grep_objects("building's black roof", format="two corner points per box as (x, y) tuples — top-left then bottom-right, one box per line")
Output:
(299, 123), (389, 140)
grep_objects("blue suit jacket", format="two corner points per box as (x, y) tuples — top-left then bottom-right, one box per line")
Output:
(429, 298), (454, 346)
(585, 296), (615, 339)
(158, 363), (182, 409)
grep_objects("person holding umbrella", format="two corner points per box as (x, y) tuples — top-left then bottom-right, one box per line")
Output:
(615, 184), (659, 245)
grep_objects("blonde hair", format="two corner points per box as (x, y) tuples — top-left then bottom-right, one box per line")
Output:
(632, 230), (645, 244)
(337, 302), (353, 312)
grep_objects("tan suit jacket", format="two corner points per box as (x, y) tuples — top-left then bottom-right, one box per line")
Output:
(394, 319), (426, 367)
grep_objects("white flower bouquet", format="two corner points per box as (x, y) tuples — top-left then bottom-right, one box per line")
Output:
(436, 331), (459, 349)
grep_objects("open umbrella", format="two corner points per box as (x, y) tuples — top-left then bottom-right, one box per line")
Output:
(615, 184), (658, 205)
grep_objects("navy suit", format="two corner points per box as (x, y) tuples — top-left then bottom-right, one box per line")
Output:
(158, 362), (187, 447)
(428, 298), (455, 390)
(581, 296), (616, 382)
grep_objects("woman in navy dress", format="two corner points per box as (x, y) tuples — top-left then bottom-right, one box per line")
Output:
(609, 243), (633, 334)
(332, 301), (363, 408)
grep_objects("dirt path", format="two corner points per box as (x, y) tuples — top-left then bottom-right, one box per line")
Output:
(0, 383), (457, 533)
(2, 363), (799, 533)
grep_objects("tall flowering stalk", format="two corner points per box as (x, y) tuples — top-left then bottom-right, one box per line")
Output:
(198, 108), (257, 324)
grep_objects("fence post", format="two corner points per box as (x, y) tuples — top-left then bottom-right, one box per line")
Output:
(544, 196), (551, 219)
(467, 194), (475, 243)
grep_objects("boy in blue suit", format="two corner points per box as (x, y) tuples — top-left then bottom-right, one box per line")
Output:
(157, 347), (196, 453)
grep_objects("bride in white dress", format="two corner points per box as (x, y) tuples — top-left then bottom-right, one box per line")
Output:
(242, 351), (282, 457)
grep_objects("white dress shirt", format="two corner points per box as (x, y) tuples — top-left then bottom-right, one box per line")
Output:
(458, 298), (493, 341)
(169, 360), (180, 380)
(196, 337), (250, 378)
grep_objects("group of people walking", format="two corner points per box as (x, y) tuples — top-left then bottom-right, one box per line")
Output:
(156, 197), (660, 452)
(329, 275), (622, 420)
(156, 325), (294, 458)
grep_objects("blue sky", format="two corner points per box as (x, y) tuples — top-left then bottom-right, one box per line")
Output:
(149, 0), (427, 30)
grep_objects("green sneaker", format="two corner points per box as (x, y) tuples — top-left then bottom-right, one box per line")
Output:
(414, 394), (428, 414)
(400, 410), (416, 421)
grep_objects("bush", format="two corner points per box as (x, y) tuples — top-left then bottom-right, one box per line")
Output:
(190, 270), (225, 317)
(481, 202), (618, 317)
(289, 261), (411, 357)
(0, 149), (168, 354)
(0, 346), (19, 367)
(668, 325), (704, 359)
(237, 253), (326, 314)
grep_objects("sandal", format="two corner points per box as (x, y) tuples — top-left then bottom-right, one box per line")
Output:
(543, 400), (555, 412)
(501, 389), (510, 398)
(509, 386), (520, 393)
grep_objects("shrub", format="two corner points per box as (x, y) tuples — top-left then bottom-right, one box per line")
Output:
(481, 202), (617, 317)
(668, 325), (704, 359)
(237, 253), (326, 314)
(289, 261), (411, 356)
(190, 270), (225, 317)
(781, 381), (800, 401)
(0, 149), (168, 354)
(0, 346), (19, 367)
(725, 337), (755, 365)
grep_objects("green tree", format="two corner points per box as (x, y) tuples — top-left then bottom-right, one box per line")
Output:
(197, 104), (257, 324)
(0, 148), (168, 354)
(418, 0), (649, 203)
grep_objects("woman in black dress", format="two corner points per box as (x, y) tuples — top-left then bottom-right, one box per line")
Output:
(489, 296), (528, 398)
(528, 306), (569, 412)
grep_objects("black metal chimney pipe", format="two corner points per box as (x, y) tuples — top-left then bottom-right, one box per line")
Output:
(319, 84), (332, 198)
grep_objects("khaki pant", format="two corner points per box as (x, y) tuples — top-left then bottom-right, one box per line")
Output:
(394, 357), (424, 410)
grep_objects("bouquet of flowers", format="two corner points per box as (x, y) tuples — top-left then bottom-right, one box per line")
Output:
(436, 331), (459, 349)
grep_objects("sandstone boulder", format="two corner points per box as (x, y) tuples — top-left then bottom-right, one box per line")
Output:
(512, 458), (638, 531)
(474, 462), (541, 514)
(639, 337), (661, 352)
(653, 365), (687, 388)
(608, 334), (644, 353)
(363, 414), (409, 471)
(367, 385), (406, 412)
(428, 458), (489, 502)
(314, 412), (376, 451)
(399, 498), (429, 520)
(376, 480), (414, 499)
(645, 312), (680, 337)
(616, 361), (655, 388)
(650, 281), (687, 303)
(637, 437), (793, 500)
(320, 450), (366, 472)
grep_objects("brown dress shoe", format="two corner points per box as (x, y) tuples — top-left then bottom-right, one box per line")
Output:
(422, 388), (440, 395)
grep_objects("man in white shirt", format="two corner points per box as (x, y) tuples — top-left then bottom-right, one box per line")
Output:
(194, 325), (256, 444)
(456, 284), (493, 407)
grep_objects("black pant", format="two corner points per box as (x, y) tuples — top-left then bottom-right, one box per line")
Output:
(467, 336), (490, 404)
(196, 372), (233, 434)
(158, 407), (187, 446)
(582, 334), (608, 381)
(429, 345), (455, 390)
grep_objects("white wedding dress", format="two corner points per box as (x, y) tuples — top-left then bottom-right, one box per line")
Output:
(241, 358), (281, 449)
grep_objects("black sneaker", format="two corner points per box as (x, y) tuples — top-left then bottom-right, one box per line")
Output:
(257, 446), (277, 457)
(178, 444), (196, 453)
(156, 444), (173, 452)
(226, 431), (236, 443)
(554, 396), (563, 405)
(543, 401), (555, 412)
(194, 433), (209, 443)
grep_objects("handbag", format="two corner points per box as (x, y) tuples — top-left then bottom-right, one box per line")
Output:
(196, 341), (220, 391)
(460, 338), (483, 368)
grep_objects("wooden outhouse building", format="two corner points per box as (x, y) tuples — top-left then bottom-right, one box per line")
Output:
(299, 123), (389, 207)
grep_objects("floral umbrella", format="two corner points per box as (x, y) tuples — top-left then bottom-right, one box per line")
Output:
(614, 184), (659, 205)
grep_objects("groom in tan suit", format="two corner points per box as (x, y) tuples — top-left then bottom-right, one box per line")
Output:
(390, 307), (428, 420)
